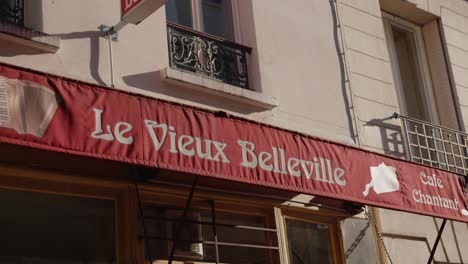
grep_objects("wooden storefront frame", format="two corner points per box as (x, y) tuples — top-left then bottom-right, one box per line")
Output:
(0, 162), (352, 264)
(275, 207), (346, 264)
(0, 164), (136, 264)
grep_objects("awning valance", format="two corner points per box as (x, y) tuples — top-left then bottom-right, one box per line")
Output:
(0, 63), (467, 222)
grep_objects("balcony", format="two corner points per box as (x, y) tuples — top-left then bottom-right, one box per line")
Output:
(0, 0), (60, 53)
(394, 113), (468, 176)
(0, 0), (23, 26)
(167, 22), (251, 90)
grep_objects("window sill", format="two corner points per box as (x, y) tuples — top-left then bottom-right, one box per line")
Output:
(161, 67), (278, 109)
(0, 21), (60, 53)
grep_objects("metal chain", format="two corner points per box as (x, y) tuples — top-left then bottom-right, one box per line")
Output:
(366, 207), (393, 264)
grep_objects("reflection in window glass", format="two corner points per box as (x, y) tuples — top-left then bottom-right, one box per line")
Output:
(391, 25), (430, 122)
(201, 0), (234, 40)
(143, 206), (279, 264)
(286, 219), (333, 264)
(165, 0), (193, 28)
(0, 0), (21, 25)
(0, 189), (116, 264)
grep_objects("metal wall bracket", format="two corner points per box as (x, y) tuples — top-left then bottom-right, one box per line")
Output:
(100, 20), (128, 42)
(100, 24), (119, 42)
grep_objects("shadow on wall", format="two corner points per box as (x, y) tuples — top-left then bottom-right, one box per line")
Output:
(122, 0), (267, 115)
(0, 40), (47, 56)
(363, 117), (406, 159)
(122, 70), (271, 115)
(329, 0), (359, 143)
(240, 0), (262, 94)
(341, 217), (379, 264)
(0, 0), (44, 56)
(381, 217), (466, 263)
(54, 30), (107, 86)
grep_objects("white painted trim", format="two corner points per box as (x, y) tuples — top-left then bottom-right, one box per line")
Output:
(230, 0), (242, 43)
(383, 18), (408, 117)
(274, 207), (290, 264)
(0, 22), (60, 53)
(161, 67), (278, 109)
(182, 0), (240, 43)
(192, 0), (203, 31)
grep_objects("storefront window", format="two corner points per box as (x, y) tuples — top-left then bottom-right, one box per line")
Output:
(143, 205), (279, 263)
(0, 189), (116, 263)
(285, 219), (334, 264)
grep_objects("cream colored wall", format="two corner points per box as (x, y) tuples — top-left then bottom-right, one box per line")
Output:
(0, 0), (356, 145)
(337, 0), (403, 158)
(246, 0), (356, 144)
(337, 0), (468, 263)
(2, 0), (468, 263)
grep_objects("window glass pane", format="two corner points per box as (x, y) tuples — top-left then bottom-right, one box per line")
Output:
(0, 0), (22, 25)
(286, 219), (333, 264)
(200, 211), (273, 264)
(0, 189), (116, 263)
(201, 0), (235, 40)
(165, 0), (193, 28)
(391, 25), (430, 121)
(143, 206), (278, 264)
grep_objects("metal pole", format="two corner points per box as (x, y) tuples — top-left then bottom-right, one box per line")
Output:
(168, 176), (199, 264)
(131, 167), (153, 263)
(210, 200), (220, 264)
(135, 179), (152, 263)
(427, 219), (447, 264)
(107, 34), (115, 88)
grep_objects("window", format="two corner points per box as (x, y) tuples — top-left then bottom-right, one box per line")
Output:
(0, 0), (23, 25)
(0, 188), (116, 263)
(165, 0), (251, 89)
(384, 15), (440, 162)
(166, 0), (236, 41)
(286, 219), (334, 264)
(384, 14), (438, 123)
(142, 203), (280, 264)
(384, 14), (467, 172)
(278, 210), (344, 264)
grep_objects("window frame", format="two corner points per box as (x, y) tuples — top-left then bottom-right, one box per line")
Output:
(166, 0), (242, 43)
(0, 0), (24, 26)
(383, 12), (440, 124)
(137, 184), (281, 264)
(0, 164), (131, 263)
(275, 207), (345, 264)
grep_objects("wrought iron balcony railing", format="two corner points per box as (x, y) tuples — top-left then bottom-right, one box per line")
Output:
(0, 0), (23, 26)
(167, 22), (251, 89)
(394, 113), (468, 176)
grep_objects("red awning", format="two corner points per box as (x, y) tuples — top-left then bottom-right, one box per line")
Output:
(0, 63), (467, 222)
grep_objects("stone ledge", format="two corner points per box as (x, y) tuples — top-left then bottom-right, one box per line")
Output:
(161, 67), (278, 109)
(0, 21), (60, 53)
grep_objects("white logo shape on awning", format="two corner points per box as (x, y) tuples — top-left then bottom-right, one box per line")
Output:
(363, 162), (400, 196)
(462, 209), (468, 216)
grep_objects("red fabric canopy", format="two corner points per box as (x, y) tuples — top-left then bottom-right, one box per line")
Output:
(0, 63), (467, 222)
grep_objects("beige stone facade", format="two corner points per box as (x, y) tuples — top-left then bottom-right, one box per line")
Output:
(1, 0), (468, 263)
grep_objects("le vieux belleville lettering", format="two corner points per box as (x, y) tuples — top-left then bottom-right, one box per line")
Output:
(91, 108), (347, 186)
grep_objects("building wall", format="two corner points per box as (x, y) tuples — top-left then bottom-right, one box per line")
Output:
(337, 0), (468, 263)
(1, 0), (468, 263)
(1, 0), (356, 145)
